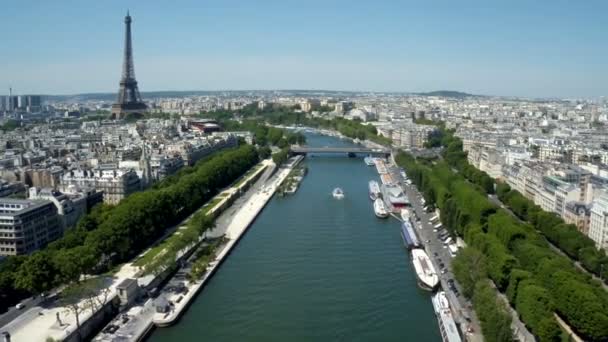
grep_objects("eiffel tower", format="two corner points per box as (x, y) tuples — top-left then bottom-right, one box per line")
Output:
(111, 11), (147, 119)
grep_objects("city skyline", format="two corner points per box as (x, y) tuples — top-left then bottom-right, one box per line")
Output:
(1, 1), (607, 98)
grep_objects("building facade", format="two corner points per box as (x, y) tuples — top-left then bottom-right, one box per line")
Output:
(28, 187), (87, 230)
(0, 198), (61, 256)
(589, 192), (608, 251)
(60, 168), (141, 205)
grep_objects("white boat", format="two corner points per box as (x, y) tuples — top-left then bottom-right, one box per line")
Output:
(332, 187), (345, 199)
(400, 208), (411, 221)
(432, 291), (462, 342)
(411, 248), (439, 290)
(368, 180), (381, 201)
(364, 156), (375, 166)
(373, 198), (389, 218)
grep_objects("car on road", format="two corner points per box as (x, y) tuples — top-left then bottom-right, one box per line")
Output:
(15, 303), (25, 310)
(439, 263), (445, 269)
(433, 252), (439, 257)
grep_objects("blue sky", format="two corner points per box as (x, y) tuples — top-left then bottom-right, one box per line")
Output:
(1, 0), (607, 97)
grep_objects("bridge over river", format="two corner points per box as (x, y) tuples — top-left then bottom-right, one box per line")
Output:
(290, 146), (391, 157)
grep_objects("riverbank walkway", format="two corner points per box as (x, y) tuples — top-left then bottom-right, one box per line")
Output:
(152, 157), (299, 327)
(92, 157), (300, 341)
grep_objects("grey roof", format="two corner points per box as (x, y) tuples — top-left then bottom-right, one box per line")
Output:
(117, 278), (138, 289)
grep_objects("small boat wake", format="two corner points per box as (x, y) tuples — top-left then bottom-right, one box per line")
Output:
(332, 187), (345, 199)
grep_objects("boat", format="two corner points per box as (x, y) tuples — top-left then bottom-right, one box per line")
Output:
(364, 156), (375, 166)
(400, 208), (411, 221)
(373, 198), (389, 218)
(401, 220), (420, 248)
(380, 173), (394, 185)
(332, 187), (345, 199)
(411, 248), (439, 291)
(432, 291), (463, 342)
(374, 159), (389, 175)
(383, 184), (409, 208)
(368, 180), (381, 200)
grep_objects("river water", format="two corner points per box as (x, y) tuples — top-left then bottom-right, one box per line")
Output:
(148, 132), (441, 342)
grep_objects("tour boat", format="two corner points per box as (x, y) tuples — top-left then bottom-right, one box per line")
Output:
(332, 187), (345, 199)
(364, 156), (375, 166)
(368, 180), (381, 201)
(373, 198), (389, 218)
(401, 220), (420, 249)
(432, 291), (462, 342)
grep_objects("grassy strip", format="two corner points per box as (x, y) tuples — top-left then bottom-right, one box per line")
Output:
(134, 163), (263, 269)
(233, 164), (264, 188)
(188, 237), (228, 280)
(134, 196), (222, 268)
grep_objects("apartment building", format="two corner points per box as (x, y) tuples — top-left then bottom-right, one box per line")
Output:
(589, 192), (608, 250)
(563, 202), (591, 235)
(0, 198), (61, 256)
(28, 187), (87, 230)
(60, 168), (141, 205)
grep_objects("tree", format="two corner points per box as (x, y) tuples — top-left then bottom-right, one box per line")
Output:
(452, 247), (487, 298)
(59, 278), (110, 342)
(536, 317), (561, 342)
(14, 251), (57, 293)
(53, 246), (98, 284)
(258, 146), (272, 159)
(505, 269), (531, 304)
(515, 282), (555, 338)
(277, 137), (289, 149)
(272, 148), (290, 166)
(473, 280), (514, 342)
(0, 256), (29, 313)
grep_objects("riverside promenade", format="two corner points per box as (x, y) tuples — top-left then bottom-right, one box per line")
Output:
(93, 157), (300, 341)
(152, 157), (299, 327)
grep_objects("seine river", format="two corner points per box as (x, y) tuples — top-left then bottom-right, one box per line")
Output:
(148, 132), (441, 342)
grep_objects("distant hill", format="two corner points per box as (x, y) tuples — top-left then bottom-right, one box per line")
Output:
(44, 89), (484, 102)
(415, 90), (481, 98)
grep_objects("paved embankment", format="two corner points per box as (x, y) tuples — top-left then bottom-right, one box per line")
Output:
(151, 157), (300, 327)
